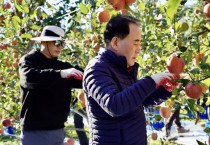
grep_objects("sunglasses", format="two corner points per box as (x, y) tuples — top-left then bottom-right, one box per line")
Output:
(54, 40), (65, 47)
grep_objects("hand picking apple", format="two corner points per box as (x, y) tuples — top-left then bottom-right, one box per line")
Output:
(60, 68), (83, 80)
(151, 72), (173, 86)
(156, 74), (180, 92)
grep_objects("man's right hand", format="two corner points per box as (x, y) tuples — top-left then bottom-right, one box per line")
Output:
(151, 72), (173, 86)
(60, 68), (83, 80)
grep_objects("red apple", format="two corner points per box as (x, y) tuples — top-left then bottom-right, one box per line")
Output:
(167, 53), (185, 74)
(151, 132), (158, 140)
(194, 8), (201, 14)
(200, 83), (208, 93)
(125, 0), (136, 5)
(2, 3), (11, 9)
(160, 106), (171, 118)
(204, 3), (210, 19)
(98, 10), (110, 23)
(0, 75), (3, 81)
(193, 53), (204, 66)
(113, 0), (125, 10)
(64, 138), (75, 145)
(185, 82), (202, 99)
(0, 44), (8, 50)
(91, 34), (99, 43)
(107, 0), (119, 5)
(78, 92), (86, 108)
(2, 118), (11, 127)
(12, 39), (18, 46)
(92, 43), (100, 51)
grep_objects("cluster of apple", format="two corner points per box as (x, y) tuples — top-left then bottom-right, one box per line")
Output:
(97, 0), (136, 23)
(156, 53), (183, 92)
(107, 0), (136, 10)
(160, 53), (207, 100)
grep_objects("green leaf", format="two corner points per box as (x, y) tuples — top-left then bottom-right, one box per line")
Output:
(179, 46), (187, 52)
(91, 19), (97, 29)
(205, 97), (210, 106)
(30, 25), (42, 31)
(166, 0), (181, 24)
(188, 99), (196, 104)
(196, 105), (205, 113)
(172, 87), (178, 95)
(12, 16), (21, 31)
(20, 33), (32, 38)
(187, 101), (196, 112)
(204, 127), (210, 133)
(176, 79), (190, 87)
(30, 10), (37, 20)
(189, 68), (200, 74)
(159, 5), (165, 13)
(21, 17), (28, 26)
(200, 63), (210, 70)
(14, 0), (29, 13)
(154, 114), (161, 121)
(22, 0), (29, 13)
(196, 139), (207, 145)
(79, 3), (88, 15)
(176, 21), (189, 33)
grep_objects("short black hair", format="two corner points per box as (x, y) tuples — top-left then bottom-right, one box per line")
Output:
(104, 14), (140, 45)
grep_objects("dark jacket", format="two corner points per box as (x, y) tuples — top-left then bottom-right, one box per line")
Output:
(19, 49), (82, 131)
(83, 48), (172, 145)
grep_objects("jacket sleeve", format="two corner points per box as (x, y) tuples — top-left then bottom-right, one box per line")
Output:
(143, 86), (172, 107)
(19, 56), (62, 89)
(83, 64), (157, 117)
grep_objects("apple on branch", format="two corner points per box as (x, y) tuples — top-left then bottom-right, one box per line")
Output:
(2, 118), (11, 127)
(160, 106), (171, 119)
(151, 132), (158, 140)
(166, 53), (185, 75)
(185, 82), (202, 100)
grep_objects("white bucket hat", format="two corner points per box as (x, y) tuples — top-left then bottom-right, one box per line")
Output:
(31, 25), (65, 41)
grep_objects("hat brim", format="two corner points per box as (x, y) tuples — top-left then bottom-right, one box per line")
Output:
(30, 36), (64, 41)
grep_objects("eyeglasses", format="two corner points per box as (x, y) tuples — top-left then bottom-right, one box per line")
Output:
(54, 40), (65, 47)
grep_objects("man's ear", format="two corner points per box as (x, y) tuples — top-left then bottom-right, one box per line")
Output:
(110, 37), (118, 51)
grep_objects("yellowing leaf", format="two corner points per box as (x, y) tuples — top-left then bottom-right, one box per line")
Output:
(20, 33), (32, 38)
(138, 2), (145, 11)
(79, 3), (88, 15)
(166, 0), (181, 24)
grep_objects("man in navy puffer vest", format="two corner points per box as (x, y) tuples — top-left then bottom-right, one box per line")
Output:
(83, 14), (174, 145)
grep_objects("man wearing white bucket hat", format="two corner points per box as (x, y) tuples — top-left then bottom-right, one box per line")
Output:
(19, 25), (83, 145)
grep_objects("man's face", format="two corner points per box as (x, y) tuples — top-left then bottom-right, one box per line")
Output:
(115, 23), (141, 67)
(42, 41), (64, 58)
